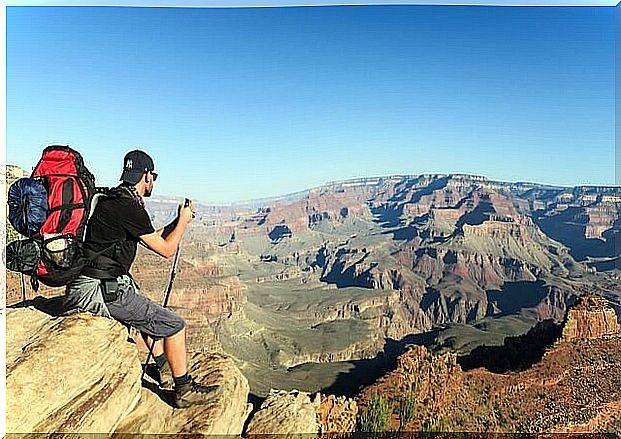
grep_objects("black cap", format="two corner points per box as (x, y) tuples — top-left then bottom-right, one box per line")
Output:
(120, 150), (155, 185)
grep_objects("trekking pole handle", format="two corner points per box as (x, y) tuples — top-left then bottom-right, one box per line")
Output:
(183, 198), (196, 219)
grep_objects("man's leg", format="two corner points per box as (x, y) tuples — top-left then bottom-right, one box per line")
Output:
(136, 324), (184, 375)
(106, 277), (185, 388)
(163, 326), (187, 377)
(139, 333), (173, 390)
(105, 277), (221, 407)
(158, 326), (224, 408)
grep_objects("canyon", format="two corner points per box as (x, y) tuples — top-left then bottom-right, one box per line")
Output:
(6, 293), (619, 434)
(137, 173), (620, 397)
(5, 171), (621, 433)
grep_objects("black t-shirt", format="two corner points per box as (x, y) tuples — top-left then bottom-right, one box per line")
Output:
(84, 193), (155, 274)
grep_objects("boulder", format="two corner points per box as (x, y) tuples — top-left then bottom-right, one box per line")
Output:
(116, 352), (252, 435)
(7, 307), (142, 434)
(7, 305), (252, 435)
(246, 389), (321, 435)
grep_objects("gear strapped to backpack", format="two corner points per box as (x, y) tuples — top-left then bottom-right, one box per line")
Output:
(6, 145), (127, 291)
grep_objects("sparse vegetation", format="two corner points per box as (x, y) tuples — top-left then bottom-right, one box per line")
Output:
(396, 391), (418, 432)
(358, 393), (392, 433)
(422, 416), (449, 434)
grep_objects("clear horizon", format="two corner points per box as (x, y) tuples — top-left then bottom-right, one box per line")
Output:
(9, 162), (615, 206)
(7, 5), (615, 203)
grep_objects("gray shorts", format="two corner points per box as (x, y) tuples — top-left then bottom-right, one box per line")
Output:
(105, 275), (185, 340)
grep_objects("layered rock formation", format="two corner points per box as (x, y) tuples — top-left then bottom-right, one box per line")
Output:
(533, 186), (621, 262)
(208, 174), (618, 397)
(7, 306), (251, 435)
(6, 172), (619, 414)
(276, 334), (385, 369)
(561, 294), (620, 341)
(210, 182), (377, 241)
(132, 251), (245, 320)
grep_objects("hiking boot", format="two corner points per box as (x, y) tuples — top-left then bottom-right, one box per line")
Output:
(157, 361), (174, 391)
(174, 376), (223, 408)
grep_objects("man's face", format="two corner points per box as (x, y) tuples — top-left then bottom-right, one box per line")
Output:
(144, 171), (156, 197)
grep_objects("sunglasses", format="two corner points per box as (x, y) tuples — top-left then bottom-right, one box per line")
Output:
(150, 171), (158, 181)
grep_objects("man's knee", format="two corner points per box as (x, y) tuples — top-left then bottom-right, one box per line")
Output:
(166, 315), (186, 339)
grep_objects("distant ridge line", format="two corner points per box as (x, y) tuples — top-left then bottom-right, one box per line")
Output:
(192, 173), (579, 207)
(60, 167), (618, 208)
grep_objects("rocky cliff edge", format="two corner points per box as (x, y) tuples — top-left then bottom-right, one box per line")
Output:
(7, 306), (252, 435)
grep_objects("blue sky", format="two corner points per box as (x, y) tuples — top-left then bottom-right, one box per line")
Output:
(7, 5), (616, 203)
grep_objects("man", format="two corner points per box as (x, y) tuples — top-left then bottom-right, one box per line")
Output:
(64, 150), (221, 409)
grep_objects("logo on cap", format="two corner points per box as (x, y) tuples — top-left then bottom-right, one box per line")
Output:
(126, 159), (133, 169)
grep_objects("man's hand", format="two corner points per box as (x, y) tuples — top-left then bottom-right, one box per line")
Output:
(140, 199), (195, 258)
(179, 199), (196, 224)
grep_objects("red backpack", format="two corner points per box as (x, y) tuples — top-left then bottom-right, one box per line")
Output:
(6, 145), (97, 289)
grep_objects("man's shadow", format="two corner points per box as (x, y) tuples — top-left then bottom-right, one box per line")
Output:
(8, 295), (65, 317)
(130, 335), (178, 408)
(140, 364), (176, 407)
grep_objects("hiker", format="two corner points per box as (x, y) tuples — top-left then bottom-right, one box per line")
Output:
(64, 149), (221, 408)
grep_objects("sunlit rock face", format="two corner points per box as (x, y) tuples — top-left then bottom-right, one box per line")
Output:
(561, 294), (620, 341)
(7, 307), (252, 436)
(7, 308), (142, 434)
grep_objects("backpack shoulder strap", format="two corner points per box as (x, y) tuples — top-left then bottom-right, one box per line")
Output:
(80, 186), (135, 279)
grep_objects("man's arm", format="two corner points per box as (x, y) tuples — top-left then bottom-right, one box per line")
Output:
(154, 217), (180, 238)
(140, 203), (194, 258)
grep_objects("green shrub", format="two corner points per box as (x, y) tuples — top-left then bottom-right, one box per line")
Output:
(396, 391), (417, 431)
(358, 393), (392, 432)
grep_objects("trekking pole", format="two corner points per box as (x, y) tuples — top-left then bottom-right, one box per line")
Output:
(141, 199), (191, 382)
(162, 241), (183, 308)
(21, 273), (26, 302)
